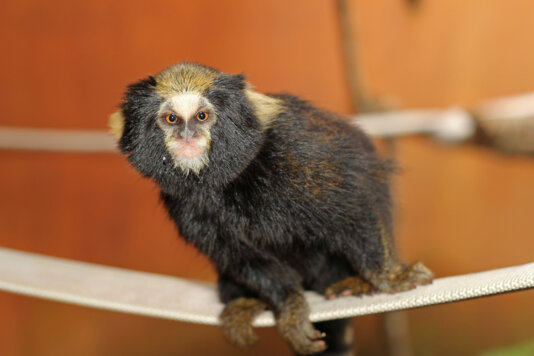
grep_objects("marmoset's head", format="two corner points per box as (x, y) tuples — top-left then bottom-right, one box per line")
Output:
(110, 63), (282, 190)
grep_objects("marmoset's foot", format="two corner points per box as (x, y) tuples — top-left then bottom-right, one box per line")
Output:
(325, 276), (376, 299)
(220, 297), (266, 347)
(365, 261), (434, 293)
(276, 293), (326, 355)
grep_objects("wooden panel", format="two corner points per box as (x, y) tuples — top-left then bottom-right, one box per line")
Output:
(353, 0), (534, 107)
(1, 0), (534, 355)
(0, 0), (351, 130)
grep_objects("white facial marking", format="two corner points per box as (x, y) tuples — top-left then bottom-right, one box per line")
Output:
(157, 91), (215, 175)
(168, 92), (202, 120)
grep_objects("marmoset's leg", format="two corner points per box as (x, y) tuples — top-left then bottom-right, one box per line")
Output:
(219, 275), (266, 347)
(325, 262), (433, 298)
(217, 252), (326, 355)
(220, 293), (325, 355)
(276, 292), (326, 355)
(220, 297), (267, 346)
(364, 216), (433, 293)
(326, 211), (433, 298)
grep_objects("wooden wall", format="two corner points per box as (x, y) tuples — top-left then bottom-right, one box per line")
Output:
(0, 1), (533, 355)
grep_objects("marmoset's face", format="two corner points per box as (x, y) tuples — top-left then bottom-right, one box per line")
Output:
(111, 62), (275, 180)
(151, 64), (220, 175)
(156, 91), (217, 174)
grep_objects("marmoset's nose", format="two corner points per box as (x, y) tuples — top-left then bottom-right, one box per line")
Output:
(180, 126), (196, 140)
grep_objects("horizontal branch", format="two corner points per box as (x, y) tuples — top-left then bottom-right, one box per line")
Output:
(0, 108), (476, 152)
(0, 247), (532, 326)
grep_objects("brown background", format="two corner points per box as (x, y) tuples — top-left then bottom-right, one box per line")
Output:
(0, 1), (533, 355)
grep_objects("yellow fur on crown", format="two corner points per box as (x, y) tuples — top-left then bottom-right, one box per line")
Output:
(108, 110), (125, 140)
(152, 63), (284, 128)
(155, 63), (219, 98)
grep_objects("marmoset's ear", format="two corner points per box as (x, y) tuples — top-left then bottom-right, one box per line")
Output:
(108, 109), (125, 140)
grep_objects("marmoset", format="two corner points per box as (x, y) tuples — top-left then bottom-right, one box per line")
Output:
(109, 63), (433, 355)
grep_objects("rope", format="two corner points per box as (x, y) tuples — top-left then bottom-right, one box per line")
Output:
(0, 109), (474, 153)
(0, 247), (532, 327)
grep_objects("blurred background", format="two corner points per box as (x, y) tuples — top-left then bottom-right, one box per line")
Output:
(0, 0), (533, 355)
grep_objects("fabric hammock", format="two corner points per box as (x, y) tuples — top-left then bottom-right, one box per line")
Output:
(0, 247), (532, 326)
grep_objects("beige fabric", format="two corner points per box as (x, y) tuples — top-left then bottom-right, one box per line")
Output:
(0, 247), (532, 327)
(0, 127), (116, 152)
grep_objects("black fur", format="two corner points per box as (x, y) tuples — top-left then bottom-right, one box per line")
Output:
(118, 67), (395, 355)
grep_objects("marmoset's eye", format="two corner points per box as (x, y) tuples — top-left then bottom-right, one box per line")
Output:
(196, 111), (208, 121)
(166, 113), (178, 124)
